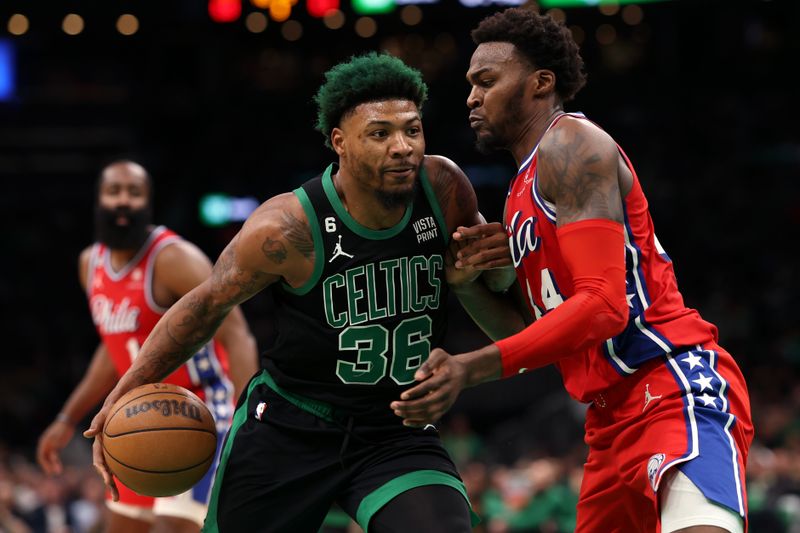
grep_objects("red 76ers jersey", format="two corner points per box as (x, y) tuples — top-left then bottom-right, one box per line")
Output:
(505, 113), (719, 402)
(86, 226), (234, 428)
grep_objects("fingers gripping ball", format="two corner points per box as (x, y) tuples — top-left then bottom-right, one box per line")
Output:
(102, 383), (217, 497)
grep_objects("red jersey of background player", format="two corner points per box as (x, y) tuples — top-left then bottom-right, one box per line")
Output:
(506, 113), (719, 402)
(86, 225), (233, 424)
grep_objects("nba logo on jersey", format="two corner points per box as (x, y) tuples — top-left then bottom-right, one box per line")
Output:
(255, 401), (267, 421)
(647, 453), (666, 491)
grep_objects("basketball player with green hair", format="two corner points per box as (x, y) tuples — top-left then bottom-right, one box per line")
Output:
(85, 52), (520, 532)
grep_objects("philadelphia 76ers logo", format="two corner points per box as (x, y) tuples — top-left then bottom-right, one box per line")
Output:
(508, 210), (540, 268)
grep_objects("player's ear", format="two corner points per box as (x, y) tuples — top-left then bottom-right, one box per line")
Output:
(530, 69), (556, 98)
(331, 128), (346, 157)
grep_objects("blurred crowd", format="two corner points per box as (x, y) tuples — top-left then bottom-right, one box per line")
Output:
(0, 445), (104, 533)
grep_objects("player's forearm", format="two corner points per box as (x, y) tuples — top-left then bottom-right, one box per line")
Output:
(459, 344), (503, 388)
(450, 278), (526, 341)
(497, 220), (628, 376)
(123, 287), (231, 389)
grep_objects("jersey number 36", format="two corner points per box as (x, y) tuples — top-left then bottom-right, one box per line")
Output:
(336, 316), (431, 385)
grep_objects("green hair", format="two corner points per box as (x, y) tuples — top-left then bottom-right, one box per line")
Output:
(314, 52), (428, 149)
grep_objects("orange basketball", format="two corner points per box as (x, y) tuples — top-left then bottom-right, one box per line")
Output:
(102, 383), (218, 497)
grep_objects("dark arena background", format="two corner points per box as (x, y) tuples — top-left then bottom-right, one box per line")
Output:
(1, 1), (798, 531)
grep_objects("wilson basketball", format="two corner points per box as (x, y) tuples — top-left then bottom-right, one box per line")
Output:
(102, 383), (218, 497)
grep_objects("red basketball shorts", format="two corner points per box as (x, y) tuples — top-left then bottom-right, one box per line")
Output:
(576, 342), (753, 532)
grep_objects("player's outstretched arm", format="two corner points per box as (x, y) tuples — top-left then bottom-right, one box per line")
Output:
(37, 342), (117, 476)
(37, 249), (120, 476)
(391, 345), (502, 426)
(84, 193), (306, 498)
(155, 240), (259, 399)
(121, 234), (270, 393)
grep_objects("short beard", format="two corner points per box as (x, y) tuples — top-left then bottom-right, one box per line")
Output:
(94, 205), (153, 250)
(374, 179), (418, 210)
(475, 134), (503, 155)
(474, 82), (527, 155)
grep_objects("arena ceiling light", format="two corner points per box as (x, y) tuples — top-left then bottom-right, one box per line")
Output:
(540, 0), (666, 7)
(352, 0), (395, 15)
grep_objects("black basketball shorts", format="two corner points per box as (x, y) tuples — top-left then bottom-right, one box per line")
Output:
(202, 370), (476, 533)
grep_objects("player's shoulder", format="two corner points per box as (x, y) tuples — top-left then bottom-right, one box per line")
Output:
(240, 192), (305, 238)
(540, 114), (616, 156)
(254, 191), (302, 215)
(78, 245), (95, 289)
(423, 154), (466, 179)
(422, 155), (472, 195)
(422, 154), (478, 230)
(153, 238), (211, 271)
(78, 244), (94, 269)
(226, 191), (313, 278)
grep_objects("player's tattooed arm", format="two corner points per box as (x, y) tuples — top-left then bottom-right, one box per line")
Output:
(84, 195), (312, 497)
(258, 211), (312, 264)
(261, 236), (287, 264)
(537, 118), (624, 226)
(280, 210), (314, 259)
(130, 194), (308, 384)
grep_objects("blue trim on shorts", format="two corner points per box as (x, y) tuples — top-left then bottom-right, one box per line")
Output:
(663, 347), (746, 517)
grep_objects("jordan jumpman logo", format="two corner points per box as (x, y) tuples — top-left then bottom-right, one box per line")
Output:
(329, 235), (354, 263)
(643, 384), (663, 412)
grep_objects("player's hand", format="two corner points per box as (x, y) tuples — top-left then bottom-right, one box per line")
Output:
(445, 222), (511, 287)
(83, 396), (120, 501)
(445, 234), (482, 286)
(390, 348), (467, 427)
(36, 418), (75, 476)
(453, 222), (511, 270)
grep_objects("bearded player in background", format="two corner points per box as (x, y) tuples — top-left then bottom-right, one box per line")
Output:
(36, 160), (258, 533)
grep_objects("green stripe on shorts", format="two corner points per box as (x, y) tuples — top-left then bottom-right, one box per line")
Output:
(355, 469), (479, 532)
(202, 369), (339, 532)
(259, 368), (337, 423)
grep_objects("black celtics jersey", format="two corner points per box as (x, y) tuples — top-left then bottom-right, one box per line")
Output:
(262, 163), (449, 424)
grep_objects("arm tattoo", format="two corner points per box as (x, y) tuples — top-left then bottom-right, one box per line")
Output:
(131, 234), (271, 384)
(130, 295), (228, 383)
(280, 211), (314, 259)
(261, 237), (288, 264)
(212, 239), (270, 300)
(540, 128), (622, 223)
